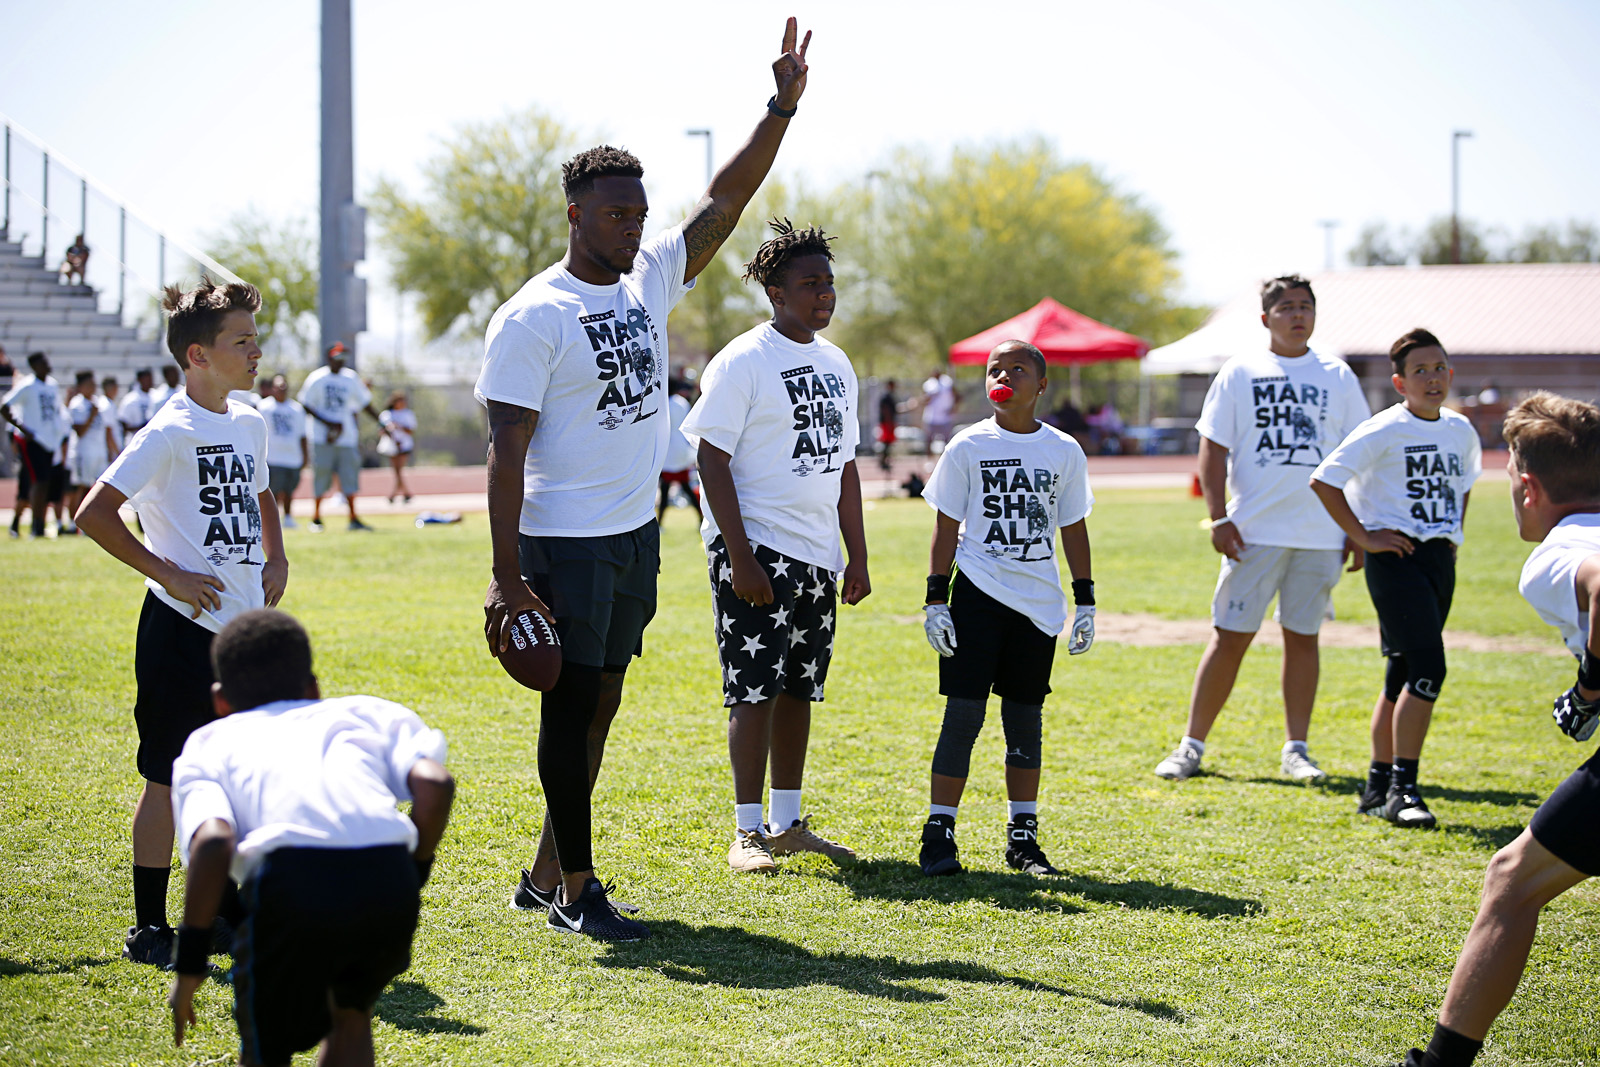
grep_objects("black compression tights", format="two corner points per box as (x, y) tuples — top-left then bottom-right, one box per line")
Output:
(538, 663), (602, 873)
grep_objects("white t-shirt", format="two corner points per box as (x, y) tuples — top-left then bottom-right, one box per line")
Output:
(118, 387), (154, 432)
(923, 373), (956, 422)
(924, 419), (1094, 636)
(474, 227), (694, 537)
(378, 408), (417, 456)
(297, 366), (372, 448)
(1196, 347), (1371, 550)
(67, 394), (113, 467)
(149, 381), (180, 413)
(256, 396), (309, 469)
(100, 391), (270, 634)
(1519, 512), (1600, 656)
(682, 323), (862, 572)
(1312, 404), (1482, 544)
(2, 374), (68, 451)
(664, 392), (696, 473)
(172, 695), (448, 883)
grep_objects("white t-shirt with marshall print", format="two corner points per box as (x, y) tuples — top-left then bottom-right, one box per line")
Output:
(924, 419), (1094, 636)
(1312, 403), (1481, 544)
(475, 226), (694, 537)
(1196, 347), (1370, 550)
(681, 322), (861, 572)
(100, 391), (270, 634)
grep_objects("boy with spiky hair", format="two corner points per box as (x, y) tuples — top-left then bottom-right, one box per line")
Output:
(682, 218), (869, 874)
(1388, 393), (1600, 1067)
(918, 340), (1095, 877)
(76, 278), (287, 966)
(1310, 329), (1480, 828)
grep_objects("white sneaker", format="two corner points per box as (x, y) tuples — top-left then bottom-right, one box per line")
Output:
(1154, 743), (1203, 780)
(281, 515), (299, 529)
(727, 828), (777, 873)
(1281, 744), (1327, 782)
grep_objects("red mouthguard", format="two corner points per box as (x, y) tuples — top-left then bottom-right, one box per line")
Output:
(989, 385), (1014, 403)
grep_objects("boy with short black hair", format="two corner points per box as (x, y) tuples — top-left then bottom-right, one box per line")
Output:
(1311, 329), (1480, 828)
(1388, 393), (1600, 1067)
(683, 219), (870, 873)
(67, 368), (118, 529)
(75, 279), (286, 965)
(918, 340), (1095, 877)
(1, 351), (68, 538)
(165, 609), (452, 1067)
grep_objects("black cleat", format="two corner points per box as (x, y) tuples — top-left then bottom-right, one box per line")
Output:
(919, 815), (963, 876)
(1004, 814), (1062, 875)
(1385, 785), (1438, 829)
(1357, 787), (1388, 817)
(514, 869), (640, 914)
(122, 924), (174, 968)
(547, 877), (650, 941)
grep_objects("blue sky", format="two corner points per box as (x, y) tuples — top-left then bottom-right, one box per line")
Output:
(3, 0), (1597, 366)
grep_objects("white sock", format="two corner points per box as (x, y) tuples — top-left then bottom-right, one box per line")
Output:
(768, 789), (802, 832)
(1008, 800), (1037, 819)
(735, 803), (764, 834)
(1183, 735), (1207, 755)
(928, 803), (959, 820)
(1283, 739), (1308, 754)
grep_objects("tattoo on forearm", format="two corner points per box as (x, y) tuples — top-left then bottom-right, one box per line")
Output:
(486, 401), (538, 441)
(684, 200), (738, 262)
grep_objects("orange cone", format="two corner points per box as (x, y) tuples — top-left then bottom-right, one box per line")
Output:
(1190, 473), (1203, 498)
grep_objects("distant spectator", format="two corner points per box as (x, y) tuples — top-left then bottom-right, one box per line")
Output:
(377, 390), (417, 504)
(2, 352), (69, 538)
(101, 377), (124, 452)
(150, 364), (183, 412)
(257, 374), (311, 528)
(658, 377), (702, 523)
(1049, 397), (1090, 446)
(298, 343), (387, 530)
(1087, 402), (1126, 455)
(59, 234), (90, 286)
(921, 367), (959, 453)
(0, 344), (15, 478)
(876, 379), (899, 472)
(119, 368), (156, 439)
(66, 369), (117, 528)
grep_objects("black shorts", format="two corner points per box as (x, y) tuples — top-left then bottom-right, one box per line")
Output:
(518, 520), (659, 671)
(133, 592), (217, 786)
(1364, 537), (1456, 656)
(707, 537), (835, 708)
(939, 571), (1056, 704)
(236, 845), (420, 1066)
(1529, 747), (1600, 877)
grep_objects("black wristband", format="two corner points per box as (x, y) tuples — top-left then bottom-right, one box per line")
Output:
(766, 95), (797, 118)
(415, 856), (435, 888)
(1580, 648), (1600, 692)
(926, 574), (950, 605)
(174, 925), (211, 976)
(1071, 579), (1095, 606)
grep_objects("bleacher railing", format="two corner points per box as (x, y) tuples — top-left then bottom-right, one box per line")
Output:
(0, 111), (241, 342)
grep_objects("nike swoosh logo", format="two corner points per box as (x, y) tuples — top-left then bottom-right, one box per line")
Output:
(552, 907), (583, 933)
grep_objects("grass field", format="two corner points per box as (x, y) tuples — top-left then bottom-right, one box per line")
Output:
(1, 489), (1595, 1066)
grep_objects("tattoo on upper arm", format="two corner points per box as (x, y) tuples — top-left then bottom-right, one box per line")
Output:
(486, 401), (538, 442)
(683, 199), (738, 263)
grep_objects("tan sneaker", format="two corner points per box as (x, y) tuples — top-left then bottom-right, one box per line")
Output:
(728, 828), (777, 873)
(766, 815), (856, 862)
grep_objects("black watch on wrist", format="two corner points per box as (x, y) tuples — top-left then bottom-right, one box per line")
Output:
(766, 95), (797, 118)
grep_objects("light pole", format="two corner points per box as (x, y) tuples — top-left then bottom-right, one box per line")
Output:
(1452, 129), (1473, 265)
(1318, 220), (1339, 271)
(686, 129), (713, 189)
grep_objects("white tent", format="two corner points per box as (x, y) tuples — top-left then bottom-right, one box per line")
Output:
(1142, 302), (1343, 377)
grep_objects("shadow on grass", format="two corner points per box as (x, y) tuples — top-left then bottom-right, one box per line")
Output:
(0, 956), (113, 977)
(375, 979), (486, 1036)
(1234, 774), (1540, 809)
(596, 920), (1183, 1020)
(827, 859), (1261, 919)
(1441, 823), (1525, 852)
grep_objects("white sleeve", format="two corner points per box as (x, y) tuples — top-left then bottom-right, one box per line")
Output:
(922, 438), (970, 521)
(1056, 445), (1093, 526)
(1464, 426), (1483, 491)
(252, 416), (270, 493)
(1342, 370), (1372, 434)
(1194, 365), (1236, 448)
(842, 372), (862, 457)
(350, 375), (373, 412)
(171, 740), (237, 867)
(1311, 421), (1374, 489)
(0, 380), (23, 408)
(69, 395), (91, 428)
(476, 317), (557, 412)
(101, 423), (173, 500)
(636, 225), (696, 314)
(369, 700), (448, 802)
(680, 354), (751, 456)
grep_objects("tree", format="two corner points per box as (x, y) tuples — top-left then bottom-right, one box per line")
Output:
(1347, 221), (1410, 267)
(206, 210), (319, 363)
(372, 108), (577, 341)
(1509, 220), (1600, 263)
(1418, 216), (1494, 265)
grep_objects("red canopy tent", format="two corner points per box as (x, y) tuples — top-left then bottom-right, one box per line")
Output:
(948, 298), (1148, 364)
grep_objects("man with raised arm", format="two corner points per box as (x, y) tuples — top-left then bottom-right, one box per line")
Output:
(475, 18), (813, 942)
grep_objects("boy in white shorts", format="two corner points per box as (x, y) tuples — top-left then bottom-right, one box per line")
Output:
(1154, 276), (1370, 782)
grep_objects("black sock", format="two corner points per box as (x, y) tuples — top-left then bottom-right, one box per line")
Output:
(1392, 757), (1420, 793)
(537, 664), (602, 875)
(1421, 1023), (1482, 1067)
(1366, 760), (1392, 795)
(132, 865), (171, 930)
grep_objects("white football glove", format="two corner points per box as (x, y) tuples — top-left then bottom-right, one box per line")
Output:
(1067, 604), (1096, 655)
(923, 604), (957, 657)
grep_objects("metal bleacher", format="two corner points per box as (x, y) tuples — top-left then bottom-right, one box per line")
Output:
(0, 239), (167, 379)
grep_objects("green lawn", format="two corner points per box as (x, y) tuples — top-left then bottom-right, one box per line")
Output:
(0, 490), (1594, 1066)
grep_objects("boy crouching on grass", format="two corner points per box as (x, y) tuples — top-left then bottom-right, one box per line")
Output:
(682, 219), (870, 874)
(918, 340), (1095, 878)
(168, 609), (454, 1067)
(1310, 329), (1480, 828)
(75, 281), (286, 966)
(1388, 393), (1600, 1067)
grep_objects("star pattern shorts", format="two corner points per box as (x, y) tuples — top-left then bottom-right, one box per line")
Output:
(707, 537), (836, 708)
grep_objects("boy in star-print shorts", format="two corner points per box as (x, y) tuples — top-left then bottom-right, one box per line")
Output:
(683, 219), (871, 874)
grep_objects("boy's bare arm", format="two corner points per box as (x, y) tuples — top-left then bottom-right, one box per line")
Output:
(1059, 519), (1092, 582)
(76, 482), (223, 618)
(928, 511), (960, 588)
(1197, 436), (1243, 559)
(169, 818), (236, 1046)
(837, 460), (870, 605)
(697, 440), (772, 605)
(407, 759), (455, 863)
(257, 490), (287, 607)
(1309, 478), (1413, 555)
(1573, 554), (1600, 702)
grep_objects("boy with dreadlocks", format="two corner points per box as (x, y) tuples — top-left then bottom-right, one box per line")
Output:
(682, 219), (870, 873)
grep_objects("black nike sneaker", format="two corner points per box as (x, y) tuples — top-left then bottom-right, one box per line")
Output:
(546, 877), (650, 941)
(122, 924), (174, 968)
(919, 814), (963, 876)
(514, 869), (641, 915)
(1357, 787), (1388, 817)
(1004, 814), (1062, 876)
(1385, 785), (1438, 829)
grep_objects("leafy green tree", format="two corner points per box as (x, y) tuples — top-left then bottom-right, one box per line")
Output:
(206, 210), (319, 363)
(1509, 220), (1599, 263)
(1347, 221), (1410, 266)
(1418, 216), (1494, 265)
(371, 108), (577, 341)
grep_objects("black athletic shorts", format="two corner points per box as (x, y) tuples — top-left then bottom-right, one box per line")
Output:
(235, 845), (420, 1066)
(518, 520), (659, 671)
(939, 571), (1056, 704)
(1364, 537), (1456, 655)
(1529, 747), (1600, 877)
(133, 592), (217, 786)
(15, 436), (53, 495)
(707, 537), (835, 708)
